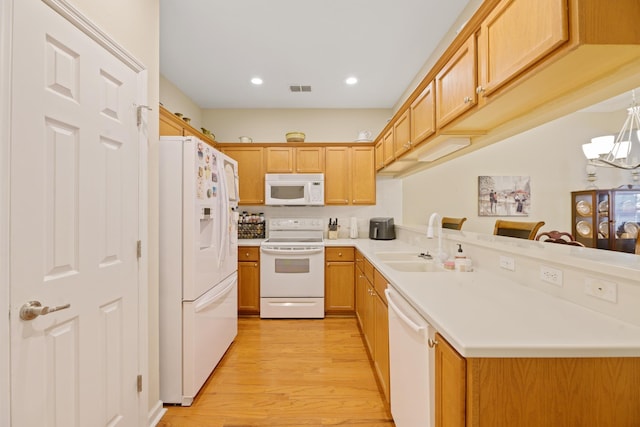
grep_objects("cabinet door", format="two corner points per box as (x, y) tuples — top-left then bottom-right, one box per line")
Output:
(325, 146), (350, 205)
(382, 128), (395, 166)
(222, 147), (265, 205)
(325, 261), (355, 314)
(410, 81), (436, 147)
(159, 108), (184, 136)
(296, 147), (324, 172)
(373, 292), (390, 403)
(477, 0), (568, 100)
(355, 266), (367, 327)
(237, 261), (260, 315)
(351, 146), (376, 205)
(265, 147), (294, 173)
(375, 140), (384, 171)
(435, 333), (466, 427)
(393, 109), (411, 158)
(436, 34), (477, 128)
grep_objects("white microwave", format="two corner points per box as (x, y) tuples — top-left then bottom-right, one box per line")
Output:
(265, 173), (324, 206)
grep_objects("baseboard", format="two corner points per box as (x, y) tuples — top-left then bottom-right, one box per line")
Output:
(147, 400), (167, 427)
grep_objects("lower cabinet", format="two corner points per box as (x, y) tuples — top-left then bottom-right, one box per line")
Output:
(237, 246), (260, 315)
(355, 250), (390, 403)
(435, 332), (466, 427)
(324, 247), (355, 315)
(434, 332), (640, 427)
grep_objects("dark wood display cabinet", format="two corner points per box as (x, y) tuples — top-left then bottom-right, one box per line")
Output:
(571, 188), (640, 253)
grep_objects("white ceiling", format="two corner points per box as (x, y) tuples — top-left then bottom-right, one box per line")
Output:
(160, 0), (476, 109)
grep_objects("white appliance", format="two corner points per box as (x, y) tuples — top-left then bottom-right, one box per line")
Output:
(260, 218), (325, 318)
(385, 286), (435, 427)
(159, 136), (240, 406)
(265, 173), (324, 206)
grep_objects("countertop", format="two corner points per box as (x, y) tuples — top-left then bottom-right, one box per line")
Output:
(240, 237), (640, 358)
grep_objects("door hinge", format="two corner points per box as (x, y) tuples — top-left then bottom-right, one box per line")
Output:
(137, 240), (142, 259)
(137, 374), (143, 393)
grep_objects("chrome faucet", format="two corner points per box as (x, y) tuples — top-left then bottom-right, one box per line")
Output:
(427, 212), (446, 262)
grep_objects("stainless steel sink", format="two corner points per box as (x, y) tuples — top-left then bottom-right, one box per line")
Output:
(383, 260), (443, 272)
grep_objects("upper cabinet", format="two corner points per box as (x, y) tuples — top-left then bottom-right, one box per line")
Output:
(392, 109), (411, 158)
(435, 35), (477, 128)
(265, 146), (325, 173)
(325, 146), (376, 205)
(476, 0), (568, 103)
(410, 81), (436, 148)
(220, 146), (265, 205)
(376, 0), (640, 177)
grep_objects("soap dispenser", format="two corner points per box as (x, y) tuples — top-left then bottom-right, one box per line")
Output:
(454, 244), (467, 271)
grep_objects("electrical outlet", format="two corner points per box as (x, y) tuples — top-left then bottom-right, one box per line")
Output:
(499, 255), (515, 271)
(584, 277), (617, 303)
(540, 265), (563, 286)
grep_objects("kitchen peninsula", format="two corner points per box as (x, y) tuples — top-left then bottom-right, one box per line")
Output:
(240, 226), (640, 426)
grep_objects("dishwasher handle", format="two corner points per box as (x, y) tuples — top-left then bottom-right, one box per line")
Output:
(385, 289), (425, 334)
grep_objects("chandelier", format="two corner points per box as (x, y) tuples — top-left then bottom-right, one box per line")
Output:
(582, 91), (640, 170)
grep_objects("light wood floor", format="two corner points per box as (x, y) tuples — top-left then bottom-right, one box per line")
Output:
(158, 317), (395, 427)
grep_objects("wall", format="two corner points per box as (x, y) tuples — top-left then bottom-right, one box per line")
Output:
(160, 74), (203, 129)
(402, 109), (630, 233)
(65, 0), (162, 422)
(241, 176), (403, 238)
(201, 108), (392, 143)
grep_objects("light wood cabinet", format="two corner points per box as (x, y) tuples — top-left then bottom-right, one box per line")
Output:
(410, 81), (436, 148)
(159, 105), (216, 145)
(374, 140), (384, 171)
(237, 247), (260, 315)
(476, 0), (568, 104)
(325, 146), (376, 205)
(265, 147), (295, 173)
(393, 109), (411, 158)
(382, 128), (395, 166)
(324, 247), (355, 315)
(351, 146), (376, 205)
(435, 34), (477, 128)
(325, 146), (350, 205)
(432, 332), (640, 426)
(265, 146), (325, 173)
(296, 146), (324, 172)
(435, 333), (466, 427)
(221, 147), (265, 205)
(355, 254), (390, 404)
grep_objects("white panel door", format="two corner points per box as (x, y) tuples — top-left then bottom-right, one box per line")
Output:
(10, 0), (141, 425)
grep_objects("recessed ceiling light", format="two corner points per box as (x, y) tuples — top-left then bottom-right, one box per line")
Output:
(251, 77), (263, 85)
(345, 76), (358, 85)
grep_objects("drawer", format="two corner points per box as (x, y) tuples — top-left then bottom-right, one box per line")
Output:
(374, 269), (388, 305)
(238, 246), (260, 261)
(364, 258), (374, 282)
(325, 247), (355, 262)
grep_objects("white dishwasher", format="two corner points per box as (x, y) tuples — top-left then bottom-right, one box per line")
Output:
(385, 286), (435, 427)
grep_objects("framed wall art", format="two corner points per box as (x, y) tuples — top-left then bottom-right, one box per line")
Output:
(478, 176), (531, 217)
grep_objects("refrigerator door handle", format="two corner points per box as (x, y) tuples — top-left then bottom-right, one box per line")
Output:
(194, 278), (236, 312)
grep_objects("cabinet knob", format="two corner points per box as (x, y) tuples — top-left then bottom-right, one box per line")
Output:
(463, 96), (472, 104)
(254, 263), (258, 267)
(338, 252), (342, 257)
(476, 86), (485, 95)
(245, 252), (250, 257)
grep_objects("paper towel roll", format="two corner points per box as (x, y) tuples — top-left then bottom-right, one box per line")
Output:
(349, 217), (358, 238)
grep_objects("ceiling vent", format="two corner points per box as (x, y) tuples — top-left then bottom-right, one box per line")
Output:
(289, 85), (312, 92)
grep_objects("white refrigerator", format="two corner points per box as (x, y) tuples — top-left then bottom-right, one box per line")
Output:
(159, 136), (239, 406)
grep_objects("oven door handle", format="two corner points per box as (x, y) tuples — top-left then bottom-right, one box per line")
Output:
(260, 247), (324, 255)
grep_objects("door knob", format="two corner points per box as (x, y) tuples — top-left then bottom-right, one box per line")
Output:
(20, 300), (71, 320)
